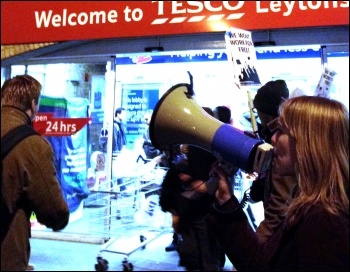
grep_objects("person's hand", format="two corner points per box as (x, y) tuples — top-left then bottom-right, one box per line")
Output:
(153, 155), (163, 164)
(143, 139), (151, 146)
(210, 161), (233, 205)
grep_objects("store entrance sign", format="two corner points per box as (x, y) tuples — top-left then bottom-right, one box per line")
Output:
(1, 1), (348, 45)
(34, 113), (91, 136)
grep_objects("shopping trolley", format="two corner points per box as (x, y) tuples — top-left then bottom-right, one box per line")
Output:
(89, 156), (171, 271)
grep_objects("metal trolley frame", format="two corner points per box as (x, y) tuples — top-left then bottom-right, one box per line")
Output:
(88, 157), (170, 271)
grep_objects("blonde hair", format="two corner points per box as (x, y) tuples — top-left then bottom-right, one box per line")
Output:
(1, 75), (42, 111)
(279, 96), (349, 224)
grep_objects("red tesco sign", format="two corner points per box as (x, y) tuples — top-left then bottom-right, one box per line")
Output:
(1, 1), (348, 45)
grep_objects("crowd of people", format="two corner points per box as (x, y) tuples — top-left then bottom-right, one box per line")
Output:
(155, 82), (349, 271)
(1, 74), (348, 271)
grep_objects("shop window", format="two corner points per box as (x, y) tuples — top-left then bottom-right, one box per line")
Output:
(5, 63), (109, 235)
(114, 46), (332, 132)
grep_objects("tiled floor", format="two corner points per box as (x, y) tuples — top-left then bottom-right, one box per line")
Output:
(30, 192), (235, 271)
(29, 232), (235, 271)
(29, 232), (184, 271)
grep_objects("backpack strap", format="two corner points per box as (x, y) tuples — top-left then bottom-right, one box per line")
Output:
(1, 124), (38, 244)
(1, 124), (38, 159)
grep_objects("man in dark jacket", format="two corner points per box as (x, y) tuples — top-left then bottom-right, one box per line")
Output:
(99, 107), (127, 155)
(250, 79), (297, 243)
(1, 75), (70, 271)
(99, 107), (128, 193)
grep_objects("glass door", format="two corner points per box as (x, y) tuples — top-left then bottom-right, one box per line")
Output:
(7, 62), (117, 242)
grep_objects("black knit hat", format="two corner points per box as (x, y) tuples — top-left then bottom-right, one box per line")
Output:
(253, 80), (289, 118)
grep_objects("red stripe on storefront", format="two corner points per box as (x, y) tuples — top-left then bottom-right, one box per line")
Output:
(1, 1), (348, 45)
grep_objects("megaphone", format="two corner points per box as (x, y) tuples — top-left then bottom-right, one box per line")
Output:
(150, 83), (273, 174)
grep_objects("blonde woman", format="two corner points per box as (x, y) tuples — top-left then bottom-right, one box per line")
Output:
(207, 96), (349, 271)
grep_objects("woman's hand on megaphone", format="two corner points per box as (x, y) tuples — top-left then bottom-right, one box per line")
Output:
(210, 161), (233, 206)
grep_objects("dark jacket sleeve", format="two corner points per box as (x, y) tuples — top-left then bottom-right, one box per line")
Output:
(207, 199), (349, 271)
(25, 136), (69, 231)
(205, 197), (269, 271)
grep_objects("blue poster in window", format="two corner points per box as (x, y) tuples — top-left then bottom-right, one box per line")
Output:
(123, 89), (145, 125)
(38, 96), (90, 213)
(61, 98), (90, 212)
(122, 87), (159, 147)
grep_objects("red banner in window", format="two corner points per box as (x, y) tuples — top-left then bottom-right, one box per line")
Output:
(1, 1), (348, 45)
(34, 113), (91, 136)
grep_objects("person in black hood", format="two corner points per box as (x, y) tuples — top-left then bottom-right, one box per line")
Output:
(159, 145), (224, 271)
(253, 79), (289, 143)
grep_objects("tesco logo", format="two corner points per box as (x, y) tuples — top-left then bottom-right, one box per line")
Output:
(152, 1), (245, 24)
(153, 1), (245, 14)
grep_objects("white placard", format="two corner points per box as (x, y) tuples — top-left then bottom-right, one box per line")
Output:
(314, 67), (336, 98)
(225, 27), (262, 90)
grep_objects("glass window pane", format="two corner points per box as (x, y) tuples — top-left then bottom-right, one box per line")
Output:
(327, 52), (349, 110)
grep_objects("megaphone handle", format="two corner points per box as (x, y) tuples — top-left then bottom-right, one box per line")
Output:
(206, 177), (219, 195)
(187, 71), (194, 96)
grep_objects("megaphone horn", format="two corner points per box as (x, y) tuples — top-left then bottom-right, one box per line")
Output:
(150, 83), (273, 174)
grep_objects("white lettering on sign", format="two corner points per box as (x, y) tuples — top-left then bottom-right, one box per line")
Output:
(64, 147), (87, 173)
(169, 51), (225, 60)
(34, 114), (48, 122)
(153, 1), (245, 14)
(35, 9), (118, 28)
(124, 6), (143, 22)
(256, 1), (349, 17)
(151, 1), (245, 24)
(46, 120), (77, 134)
(32, 1), (349, 28)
